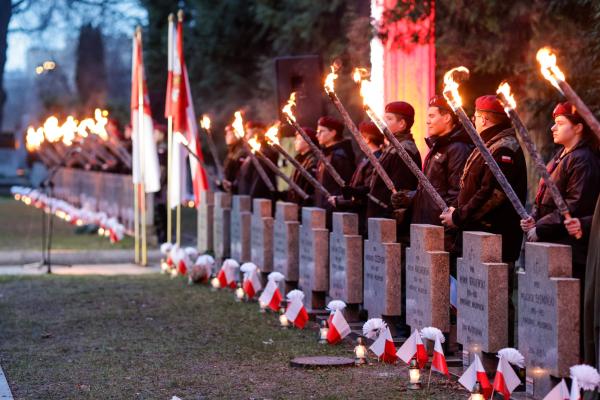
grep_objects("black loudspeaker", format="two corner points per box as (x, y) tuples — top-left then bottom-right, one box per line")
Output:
(275, 55), (326, 137)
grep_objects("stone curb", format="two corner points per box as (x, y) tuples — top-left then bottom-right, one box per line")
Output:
(0, 249), (161, 266)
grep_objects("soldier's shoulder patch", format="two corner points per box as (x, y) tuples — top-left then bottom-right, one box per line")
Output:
(500, 155), (513, 164)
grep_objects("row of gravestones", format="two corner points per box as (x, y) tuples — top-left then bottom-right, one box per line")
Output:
(197, 192), (579, 399)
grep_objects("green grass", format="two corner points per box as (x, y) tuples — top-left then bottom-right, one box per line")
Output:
(0, 275), (465, 399)
(0, 197), (134, 250)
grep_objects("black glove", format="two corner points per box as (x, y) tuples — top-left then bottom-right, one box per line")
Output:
(390, 189), (415, 209)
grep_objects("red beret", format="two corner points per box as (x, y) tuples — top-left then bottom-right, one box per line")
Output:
(301, 126), (319, 145)
(317, 116), (344, 135)
(428, 95), (452, 113)
(359, 121), (384, 145)
(552, 102), (583, 121)
(475, 95), (504, 114)
(245, 120), (266, 130)
(385, 101), (415, 128)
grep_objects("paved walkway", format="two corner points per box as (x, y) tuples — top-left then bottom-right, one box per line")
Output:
(0, 263), (160, 276)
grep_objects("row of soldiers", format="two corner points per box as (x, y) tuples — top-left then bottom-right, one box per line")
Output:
(220, 94), (600, 364)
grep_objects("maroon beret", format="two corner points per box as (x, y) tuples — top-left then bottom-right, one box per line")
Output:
(428, 95), (452, 113)
(359, 121), (384, 145)
(552, 102), (583, 121)
(385, 101), (415, 128)
(317, 116), (344, 135)
(301, 127), (319, 145)
(475, 95), (504, 114)
(245, 120), (266, 130)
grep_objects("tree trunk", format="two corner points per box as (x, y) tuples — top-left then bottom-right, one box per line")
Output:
(0, 0), (12, 131)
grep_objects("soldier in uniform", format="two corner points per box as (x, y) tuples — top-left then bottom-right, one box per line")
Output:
(331, 121), (384, 235)
(287, 127), (319, 208)
(313, 116), (355, 227)
(235, 121), (278, 200)
(368, 101), (422, 244)
(221, 124), (246, 193)
(391, 95), (473, 260)
(520, 102), (600, 359)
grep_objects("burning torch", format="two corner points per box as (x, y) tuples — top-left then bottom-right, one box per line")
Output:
(324, 65), (397, 194)
(264, 124), (331, 197)
(173, 132), (219, 185)
(353, 68), (448, 212)
(200, 114), (225, 181)
(247, 135), (308, 200)
(496, 82), (581, 238)
(537, 47), (600, 141)
(231, 111), (276, 193)
(442, 67), (529, 220)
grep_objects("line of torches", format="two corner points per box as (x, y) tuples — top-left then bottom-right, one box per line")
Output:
(25, 108), (132, 171)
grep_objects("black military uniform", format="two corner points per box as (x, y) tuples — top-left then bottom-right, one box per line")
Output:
(287, 151), (319, 208)
(223, 140), (246, 193)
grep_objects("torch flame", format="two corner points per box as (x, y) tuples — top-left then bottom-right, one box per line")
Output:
(200, 114), (211, 130)
(282, 92), (297, 123)
(232, 111), (245, 139)
(264, 124), (280, 146)
(25, 127), (44, 152)
(496, 82), (517, 109)
(536, 47), (566, 91)
(247, 136), (261, 153)
(442, 66), (469, 109)
(352, 67), (378, 109)
(324, 65), (338, 94)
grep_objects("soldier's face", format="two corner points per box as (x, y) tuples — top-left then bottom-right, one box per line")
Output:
(426, 107), (451, 137)
(551, 116), (582, 146)
(294, 133), (310, 153)
(316, 125), (337, 147)
(472, 111), (487, 134)
(383, 113), (406, 133)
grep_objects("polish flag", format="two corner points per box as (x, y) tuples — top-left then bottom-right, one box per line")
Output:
(493, 355), (521, 399)
(326, 309), (351, 344)
(396, 329), (428, 369)
(542, 379), (570, 400)
(326, 300), (347, 327)
(258, 272), (284, 311)
(369, 326), (397, 363)
(240, 263), (262, 299)
(458, 354), (492, 399)
(431, 336), (449, 377)
(131, 29), (160, 194)
(165, 14), (209, 206)
(217, 259), (239, 288)
(285, 290), (308, 329)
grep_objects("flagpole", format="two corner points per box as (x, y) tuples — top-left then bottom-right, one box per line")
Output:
(166, 13), (174, 245)
(175, 10), (184, 249)
(134, 181), (139, 263)
(136, 26), (147, 266)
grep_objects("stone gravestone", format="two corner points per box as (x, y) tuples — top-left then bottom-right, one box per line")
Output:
(273, 201), (299, 294)
(250, 199), (274, 282)
(405, 224), (450, 333)
(212, 192), (231, 267)
(197, 191), (214, 253)
(230, 195), (252, 263)
(457, 231), (508, 365)
(329, 213), (363, 314)
(363, 218), (401, 319)
(298, 207), (329, 311)
(518, 242), (579, 399)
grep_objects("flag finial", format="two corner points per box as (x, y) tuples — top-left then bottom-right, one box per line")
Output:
(177, 9), (184, 22)
(168, 13), (174, 22)
(135, 26), (142, 39)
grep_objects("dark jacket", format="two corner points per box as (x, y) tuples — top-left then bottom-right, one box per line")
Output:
(314, 139), (356, 225)
(367, 132), (421, 239)
(451, 121), (527, 263)
(287, 151), (319, 208)
(236, 144), (278, 200)
(532, 139), (600, 267)
(334, 149), (382, 234)
(412, 126), (473, 249)
(223, 141), (246, 190)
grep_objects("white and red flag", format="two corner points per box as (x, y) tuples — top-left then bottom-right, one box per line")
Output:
(542, 379), (570, 400)
(458, 354), (492, 399)
(492, 354), (521, 399)
(217, 259), (239, 288)
(240, 262), (262, 299)
(431, 335), (449, 377)
(165, 15), (208, 207)
(258, 272), (284, 311)
(131, 29), (160, 193)
(285, 290), (309, 329)
(396, 329), (428, 369)
(369, 325), (398, 363)
(326, 300), (347, 326)
(326, 309), (351, 344)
